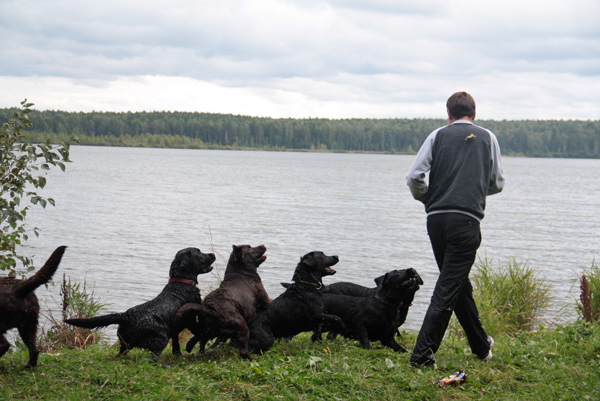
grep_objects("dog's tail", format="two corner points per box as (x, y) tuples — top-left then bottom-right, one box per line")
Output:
(14, 246), (67, 298)
(174, 302), (208, 328)
(174, 302), (223, 337)
(65, 313), (124, 329)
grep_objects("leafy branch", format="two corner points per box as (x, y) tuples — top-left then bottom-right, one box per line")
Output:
(1, 99), (73, 276)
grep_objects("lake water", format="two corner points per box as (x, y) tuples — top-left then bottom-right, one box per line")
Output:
(12, 146), (600, 340)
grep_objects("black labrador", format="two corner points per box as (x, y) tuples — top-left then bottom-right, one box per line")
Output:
(65, 247), (215, 363)
(0, 246), (67, 368)
(316, 270), (393, 340)
(312, 268), (423, 352)
(248, 251), (345, 354)
(280, 270), (388, 297)
(321, 273), (389, 297)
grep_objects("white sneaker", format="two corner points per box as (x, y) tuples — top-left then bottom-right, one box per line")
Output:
(480, 336), (494, 362)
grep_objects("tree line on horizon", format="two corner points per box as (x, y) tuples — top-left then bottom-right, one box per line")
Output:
(1, 108), (598, 158)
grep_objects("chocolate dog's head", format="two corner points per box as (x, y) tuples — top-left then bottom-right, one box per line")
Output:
(170, 247), (216, 283)
(229, 244), (267, 271)
(378, 268), (423, 307)
(291, 251), (339, 285)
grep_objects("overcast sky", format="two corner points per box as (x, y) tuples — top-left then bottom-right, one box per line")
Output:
(1, 0), (598, 120)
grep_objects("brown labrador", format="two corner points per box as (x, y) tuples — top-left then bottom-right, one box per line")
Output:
(173, 244), (271, 360)
(1, 246), (67, 368)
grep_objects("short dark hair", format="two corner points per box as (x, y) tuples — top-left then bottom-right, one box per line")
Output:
(446, 92), (476, 119)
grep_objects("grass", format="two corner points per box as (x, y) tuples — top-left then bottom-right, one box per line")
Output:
(1, 325), (600, 400)
(2, 260), (599, 400)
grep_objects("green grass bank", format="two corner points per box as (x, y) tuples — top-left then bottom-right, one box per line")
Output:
(2, 324), (599, 400)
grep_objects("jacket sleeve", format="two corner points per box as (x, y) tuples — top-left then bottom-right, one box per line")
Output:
(487, 132), (505, 195)
(406, 130), (437, 202)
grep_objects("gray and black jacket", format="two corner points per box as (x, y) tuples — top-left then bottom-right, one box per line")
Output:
(406, 120), (505, 221)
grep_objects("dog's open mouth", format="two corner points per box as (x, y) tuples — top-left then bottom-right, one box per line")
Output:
(403, 276), (424, 286)
(323, 256), (339, 276)
(401, 277), (423, 289)
(254, 246), (267, 265)
(257, 255), (267, 265)
(202, 254), (217, 272)
(323, 266), (337, 276)
(402, 270), (423, 287)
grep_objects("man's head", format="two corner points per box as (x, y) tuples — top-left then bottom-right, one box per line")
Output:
(446, 92), (476, 122)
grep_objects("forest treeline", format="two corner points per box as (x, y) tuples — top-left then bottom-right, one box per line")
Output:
(2, 108), (599, 158)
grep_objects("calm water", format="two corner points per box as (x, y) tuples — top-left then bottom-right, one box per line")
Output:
(14, 146), (600, 340)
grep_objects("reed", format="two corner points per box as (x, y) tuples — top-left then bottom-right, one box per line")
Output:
(578, 260), (600, 323)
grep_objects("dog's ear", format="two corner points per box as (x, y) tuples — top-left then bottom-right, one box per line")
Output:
(300, 252), (315, 267)
(232, 245), (241, 261)
(374, 274), (385, 286)
(178, 248), (192, 261)
(293, 252), (317, 283)
(171, 248), (191, 276)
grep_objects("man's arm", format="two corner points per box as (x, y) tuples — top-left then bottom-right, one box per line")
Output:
(487, 132), (505, 195)
(406, 130), (437, 202)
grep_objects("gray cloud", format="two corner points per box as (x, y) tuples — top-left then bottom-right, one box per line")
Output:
(0, 0), (598, 119)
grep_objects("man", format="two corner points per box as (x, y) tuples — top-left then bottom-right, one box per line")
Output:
(406, 91), (505, 367)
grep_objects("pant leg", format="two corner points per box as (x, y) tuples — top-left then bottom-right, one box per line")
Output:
(443, 216), (491, 358)
(411, 213), (490, 364)
(453, 277), (491, 358)
(410, 215), (450, 364)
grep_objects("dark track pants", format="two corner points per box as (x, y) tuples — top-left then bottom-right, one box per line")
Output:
(410, 213), (491, 365)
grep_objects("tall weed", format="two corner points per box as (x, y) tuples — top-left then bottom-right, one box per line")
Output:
(39, 274), (106, 351)
(449, 256), (552, 337)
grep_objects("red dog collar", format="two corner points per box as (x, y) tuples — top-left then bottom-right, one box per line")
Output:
(168, 278), (196, 285)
